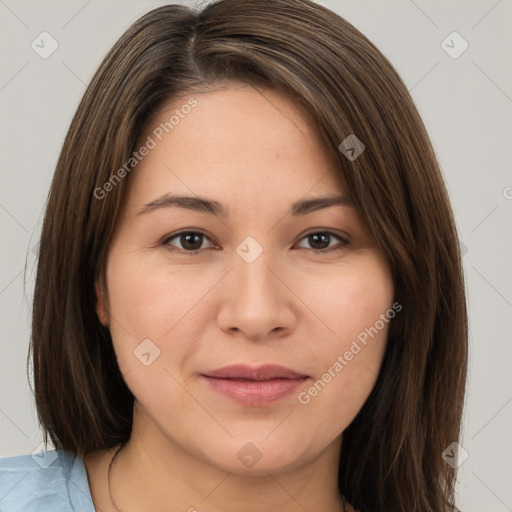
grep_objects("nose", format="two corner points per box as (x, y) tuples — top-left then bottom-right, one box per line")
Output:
(216, 248), (297, 341)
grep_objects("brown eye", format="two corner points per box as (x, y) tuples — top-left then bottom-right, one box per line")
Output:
(296, 231), (349, 252)
(162, 231), (213, 254)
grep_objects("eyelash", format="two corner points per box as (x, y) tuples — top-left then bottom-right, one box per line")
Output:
(161, 229), (350, 256)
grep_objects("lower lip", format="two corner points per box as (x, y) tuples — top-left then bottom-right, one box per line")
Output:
(201, 376), (309, 406)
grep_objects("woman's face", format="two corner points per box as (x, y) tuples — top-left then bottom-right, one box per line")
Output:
(101, 82), (394, 474)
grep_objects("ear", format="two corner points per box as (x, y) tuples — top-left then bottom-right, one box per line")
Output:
(94, 281), (109, 327)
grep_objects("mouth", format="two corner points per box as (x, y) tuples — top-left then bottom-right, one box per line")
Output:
(200, 364), (310, 406)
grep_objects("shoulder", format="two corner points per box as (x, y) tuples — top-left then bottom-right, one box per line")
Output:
(0, 449), (95, 512)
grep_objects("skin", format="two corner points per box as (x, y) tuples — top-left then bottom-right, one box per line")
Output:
(85, 82), (394, 512)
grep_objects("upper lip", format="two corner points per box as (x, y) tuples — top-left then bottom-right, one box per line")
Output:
(202, 364), (308, 381)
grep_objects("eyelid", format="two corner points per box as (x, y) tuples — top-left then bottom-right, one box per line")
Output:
(298, 228), (350, 244)
(295, 230), (350, 253)
(161, 229), (216, 252)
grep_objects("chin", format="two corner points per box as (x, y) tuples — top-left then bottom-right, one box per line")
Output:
(197, 435), (317, 475)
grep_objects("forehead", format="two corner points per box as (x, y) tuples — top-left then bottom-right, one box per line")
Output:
(129, 82), (345, 204)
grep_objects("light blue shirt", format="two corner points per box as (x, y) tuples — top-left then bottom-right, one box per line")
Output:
(0, 450), (94, 512)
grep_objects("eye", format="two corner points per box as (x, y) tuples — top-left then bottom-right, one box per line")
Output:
(295, 231), (349, 253)
(162, 229), (349, 255)
(162, 230), (215, 254)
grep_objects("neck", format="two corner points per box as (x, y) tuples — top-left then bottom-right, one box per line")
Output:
(107, 406), (345, 512)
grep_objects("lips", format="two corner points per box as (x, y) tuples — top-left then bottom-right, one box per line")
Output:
(202, 364), (308, 381)
(200, 364), (309, 406)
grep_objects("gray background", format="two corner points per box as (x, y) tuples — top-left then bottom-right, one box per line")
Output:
(1, 1), (511, 510)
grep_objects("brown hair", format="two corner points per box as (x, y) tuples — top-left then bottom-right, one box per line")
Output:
(30, 1), (468, 510)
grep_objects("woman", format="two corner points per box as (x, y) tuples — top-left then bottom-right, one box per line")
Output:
(0, 0), (467, 510)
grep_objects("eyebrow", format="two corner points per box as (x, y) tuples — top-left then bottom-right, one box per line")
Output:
(137, 193), (351, 217)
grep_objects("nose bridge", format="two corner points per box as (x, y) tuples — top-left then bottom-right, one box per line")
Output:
(217, 240), (295, 339)
(233, 243), (281, 309)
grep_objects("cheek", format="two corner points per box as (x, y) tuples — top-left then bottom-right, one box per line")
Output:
(297, 254), (394, 347)
(105, 246), (249, 410)
(294, 256), (393, 421)
(105, 247), (210, 336)
(103, 251), (209, 418)
(103, 247), (209, 382)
